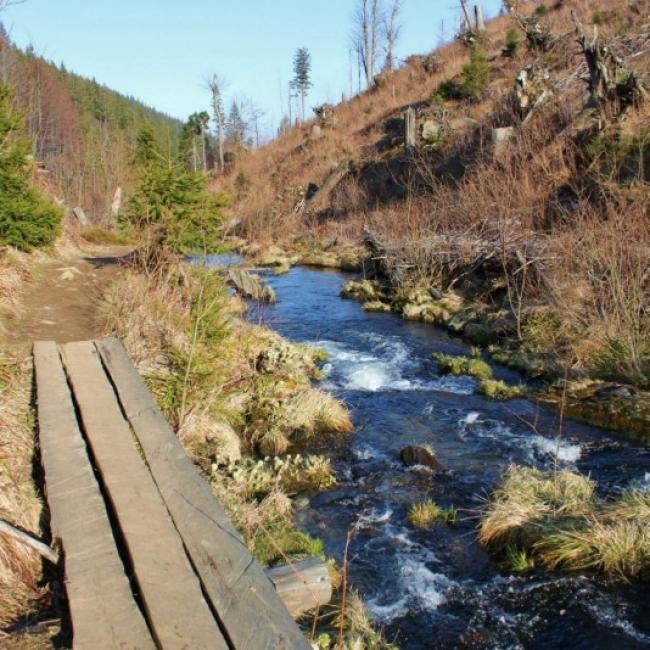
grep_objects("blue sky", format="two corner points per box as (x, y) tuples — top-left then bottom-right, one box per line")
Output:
(4, 0), (503, 137)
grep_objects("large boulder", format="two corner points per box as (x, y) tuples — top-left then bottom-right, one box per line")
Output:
(399, 446), (443, 471)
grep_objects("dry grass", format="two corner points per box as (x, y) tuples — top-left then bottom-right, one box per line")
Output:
(0, 351), (45, 628)
(480, 465), (650, 578)
(0, 250), (49, 629)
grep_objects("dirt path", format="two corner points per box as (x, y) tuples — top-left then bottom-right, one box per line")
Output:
(11, 246), (132, 345)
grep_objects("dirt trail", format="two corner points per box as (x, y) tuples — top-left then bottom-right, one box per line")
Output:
(11, 246), (132, 345)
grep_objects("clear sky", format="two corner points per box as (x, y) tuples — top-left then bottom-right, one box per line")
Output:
(4, 0), (503, 138)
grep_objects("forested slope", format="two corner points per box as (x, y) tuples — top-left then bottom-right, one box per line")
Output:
(0, 27), (182, 220)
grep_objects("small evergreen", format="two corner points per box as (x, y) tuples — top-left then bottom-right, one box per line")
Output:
(0, 85), (61, 251)
(462, 44), (489, 99)
(125, 124), (228, 254)
(503, 28), (522, 58)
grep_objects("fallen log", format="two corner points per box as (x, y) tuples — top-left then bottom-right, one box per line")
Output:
(266, 557), (333, 617)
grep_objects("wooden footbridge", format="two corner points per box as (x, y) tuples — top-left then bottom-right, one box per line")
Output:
(34, 338), (330, 649)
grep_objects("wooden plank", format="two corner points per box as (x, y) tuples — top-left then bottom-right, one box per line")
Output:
(96, 338), (311, 650)
(59, 341), (227, 650)
(33, 341), (155, 650)
(266, 559), (333, 617)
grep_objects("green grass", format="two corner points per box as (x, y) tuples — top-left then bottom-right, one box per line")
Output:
(501, 547), (536, 573)
(252, 525), (324, 566)
(408, 500), (457, 528)
(478, 379), (525, 400)
(433, 352), (493, 381)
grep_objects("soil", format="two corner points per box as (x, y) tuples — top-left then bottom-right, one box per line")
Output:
(10, 246), (133, 345)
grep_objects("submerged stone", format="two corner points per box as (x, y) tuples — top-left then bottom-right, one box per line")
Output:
(399, 446), (443, 471)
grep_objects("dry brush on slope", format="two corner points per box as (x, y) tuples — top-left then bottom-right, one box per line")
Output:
(219, 0), (650, 388)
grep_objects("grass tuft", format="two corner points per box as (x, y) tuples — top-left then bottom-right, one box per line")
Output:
(408, 499), (457, 528)
(433, 352), (493, 380)
(480, 465), (650, 578)
(477, 378), (525, 400)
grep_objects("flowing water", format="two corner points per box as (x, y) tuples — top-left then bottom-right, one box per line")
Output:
(238, 264), (649, 650)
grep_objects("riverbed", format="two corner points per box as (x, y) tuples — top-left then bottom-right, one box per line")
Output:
(243, 264), (649, 650)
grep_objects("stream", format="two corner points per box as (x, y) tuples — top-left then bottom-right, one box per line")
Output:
(232, 262), (650, 649)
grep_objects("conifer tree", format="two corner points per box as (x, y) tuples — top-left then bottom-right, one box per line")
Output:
(291, 48), (312, 121)
(0, 85), (61, 250)
(126, 123), (227, 254)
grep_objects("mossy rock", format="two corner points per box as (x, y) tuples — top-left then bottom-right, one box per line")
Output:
(341, 279), (385, 302)
(537, 382), (650, 442)
(363, 301), (392, 313)
(447, 306), (483, 333)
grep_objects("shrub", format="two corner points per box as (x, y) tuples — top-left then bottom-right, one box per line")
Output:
(503, 28), (522, 58)
(535, 3), (548, 15)
(435, 78), (464, 102)
(0, 85), (61, 251)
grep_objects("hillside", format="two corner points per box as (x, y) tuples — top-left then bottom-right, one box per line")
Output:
(0, 27), (182, 220)
(220, 0), (650, 412)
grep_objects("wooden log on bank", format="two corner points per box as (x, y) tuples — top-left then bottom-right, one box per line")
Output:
(227, 267), (276, 303)
(266, 558), (333, 617)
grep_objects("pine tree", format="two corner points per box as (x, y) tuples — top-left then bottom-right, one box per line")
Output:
(126, 123), (227, 254)
(290, 48), (312, 121)
(0, 84), (61, 250)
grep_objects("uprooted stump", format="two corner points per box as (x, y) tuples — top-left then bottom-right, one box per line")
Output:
(227, 268), (276, 303)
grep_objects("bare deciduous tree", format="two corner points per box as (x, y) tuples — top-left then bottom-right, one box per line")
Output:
(354, 0), (382, 88)
(208, 74), (225, 173)
(382, 0), (403, 72)
(0, 1), (26, 11)
(242, 98), (265, 149)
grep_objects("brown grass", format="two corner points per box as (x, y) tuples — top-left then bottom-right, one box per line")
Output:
(0, 350), (45, 628)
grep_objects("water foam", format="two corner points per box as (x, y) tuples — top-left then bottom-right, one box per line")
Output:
(531, 435), (582, 463)
(460, 417), (583, 465)
(311, 337), (425, 392)
(364, 524), (457, 624)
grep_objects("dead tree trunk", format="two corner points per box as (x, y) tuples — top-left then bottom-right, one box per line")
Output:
(572, 11), (645, 111)
(404, 106), (416, 154)
(209, 75), (225, 173)
(460, 0), (474, 34)
(474, 5), (485, 32)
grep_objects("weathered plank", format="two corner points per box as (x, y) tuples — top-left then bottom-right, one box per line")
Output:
(60, 341), (227, 650)
(33, 341), (155, 650)
(266, 559), (333, 617)
(96, 337), (311, 650)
